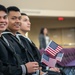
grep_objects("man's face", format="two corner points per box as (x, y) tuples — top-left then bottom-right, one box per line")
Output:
(8, 11), (21, 32)
(0, 11), (8, 33)
(21, 15), (31, 33)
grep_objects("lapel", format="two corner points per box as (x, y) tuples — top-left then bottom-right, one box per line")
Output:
(21, 38), (36, 61)
(29, 41), (41, 61)
(16, 34), (36, 61)
(0, 36), (15, 54)
(9, 35), (24, 48)
(2, 30), (25, 52)
(18, 35), (41, 61)
(0, 36), (22, 65)
(3, 30), (36, 61)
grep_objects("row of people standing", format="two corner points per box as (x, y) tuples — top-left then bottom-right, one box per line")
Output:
(0, 4), (64, 75)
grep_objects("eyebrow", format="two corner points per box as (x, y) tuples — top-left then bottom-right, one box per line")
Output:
(0, 14), (7, 17)
(4, 14), (8, 16)
(12, 16), (21, 17)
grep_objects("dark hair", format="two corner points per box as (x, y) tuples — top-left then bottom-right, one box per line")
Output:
(7, 6), (20, 13)
(40, 28), (44, 35)
(21, 13), (27, 16)
(0, 4), (8, 13)
(40, 27), (48, 35)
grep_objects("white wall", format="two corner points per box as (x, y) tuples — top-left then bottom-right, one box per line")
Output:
(0, 0), (75, 11)
(1, 0), (75, 17)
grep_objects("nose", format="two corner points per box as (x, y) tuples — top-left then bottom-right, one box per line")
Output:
(28, 21), (31, 25)
(0, 18), (5, 22)
(16, 18), (21, 23)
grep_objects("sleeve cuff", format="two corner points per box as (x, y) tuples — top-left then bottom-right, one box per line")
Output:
(46, 66), (49, 71)
(21, 65), (26, 75)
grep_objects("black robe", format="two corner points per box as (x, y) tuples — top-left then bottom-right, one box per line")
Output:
(2, 30), (39, 75)
(0, 36), (23, 75)
(2, 30), (64, 75)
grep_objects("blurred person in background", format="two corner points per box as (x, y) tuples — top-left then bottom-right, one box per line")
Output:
(39, 27), (50, 50)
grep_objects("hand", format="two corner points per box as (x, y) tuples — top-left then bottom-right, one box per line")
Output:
(39, 67), (44, 75)
(25, 62), (39, 73)
(40, 71), (45, 75)
(50, 67), (60, 72)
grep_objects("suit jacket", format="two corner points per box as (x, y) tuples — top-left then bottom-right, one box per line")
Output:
(16, 34), (41, 63)
(2, 30), (37, 75)
(0, 60), (4, 75)
(2, 31), (63, 75)
(16, 34), (42, 75)
(39, 34), (46, 49)
(0, 37), (23, 75)
(16, 33), (48, 71)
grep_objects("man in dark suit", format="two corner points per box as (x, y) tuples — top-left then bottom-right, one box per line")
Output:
(2, 6), (39, 75)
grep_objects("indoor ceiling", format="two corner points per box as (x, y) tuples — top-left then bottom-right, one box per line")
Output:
(0, 0), (75, 11)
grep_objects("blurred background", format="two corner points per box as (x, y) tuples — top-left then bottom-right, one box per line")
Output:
(1, 0), (75, 48)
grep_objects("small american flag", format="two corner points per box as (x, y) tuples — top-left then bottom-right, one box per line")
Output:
(56, 53), (64, 62)
(45, 40), (63, 57)
(41, 54), (56, 67)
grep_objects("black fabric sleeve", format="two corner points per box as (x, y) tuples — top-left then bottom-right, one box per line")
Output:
(0, 62), (22, 75)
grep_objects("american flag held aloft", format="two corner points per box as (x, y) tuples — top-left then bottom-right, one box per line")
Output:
(45, 40), (63, 57)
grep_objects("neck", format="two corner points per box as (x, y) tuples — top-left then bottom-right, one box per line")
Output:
(7, 29), (17, 35)
(0, 33), (2, 37)
(19, 30), (26, 36)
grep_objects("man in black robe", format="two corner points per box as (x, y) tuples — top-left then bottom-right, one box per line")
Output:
(2, 6), (63, 75)
(2, 6), (39, 75)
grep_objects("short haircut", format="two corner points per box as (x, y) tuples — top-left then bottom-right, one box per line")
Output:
(7, 6), (20, 13)
(0, 4), (8, 13)
(21, 13), (28, 16)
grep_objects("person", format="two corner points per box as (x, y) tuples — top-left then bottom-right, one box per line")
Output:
(2, 5), (63, 74)
(17, 13), (63, 75)
(39, 27), (50, 49)
(2, 6), (39, 75)
(0, 4), (29, 75)
(0, 4), (9, 75)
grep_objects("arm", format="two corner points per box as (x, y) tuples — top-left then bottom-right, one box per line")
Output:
(0, 61), (23, 75)
(0, 60), (39, 75)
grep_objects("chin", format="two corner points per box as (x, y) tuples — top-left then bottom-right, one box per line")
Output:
(0, 28), (6, 31)
(15, 28), (20, 30)
(0, 29), (5, 32)
(27, 30), (30, 32)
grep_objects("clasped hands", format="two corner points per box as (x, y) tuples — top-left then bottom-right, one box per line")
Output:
(25, 62), (60, 74)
